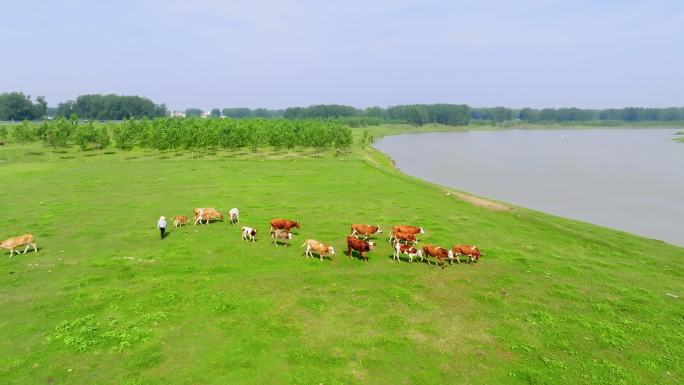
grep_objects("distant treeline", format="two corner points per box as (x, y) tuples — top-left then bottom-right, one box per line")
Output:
(56, 94), (168, 120)
(472, 107), (684, 123)
(0, 93), (47, 121)
(3, 91), (684, 126)
(6, 118), (352, 152)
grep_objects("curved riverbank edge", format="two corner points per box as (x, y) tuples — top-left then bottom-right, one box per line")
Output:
(366, 125), (682, 249)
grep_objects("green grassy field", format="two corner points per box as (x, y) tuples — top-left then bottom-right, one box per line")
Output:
(1, 131), (683, 385)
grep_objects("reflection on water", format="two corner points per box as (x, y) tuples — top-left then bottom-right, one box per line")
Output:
(374, 129), (684, 247)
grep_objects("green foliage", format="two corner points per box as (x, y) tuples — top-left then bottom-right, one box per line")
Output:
(41, 118), (73, 148)
(112, 119), (137, 151)
(386, 104), (470, 126)
(0, 125), (8, 140)
(12, 120), (38, 143)
(73, 121), (108, 150)
(210, 108), (221, 118)
(185, 108), (202, 117)
(0, 92), (47, 120)
(55, 94), (167, 120)
(360, 130), (375, 148)
(284, 104), (359, 119)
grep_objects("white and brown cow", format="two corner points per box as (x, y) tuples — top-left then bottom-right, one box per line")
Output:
(271, 228), (292, 247)
(228, 208), (239, 225)
(1, 234), (38, 257)
(241, 226), (257, 242)
(194, 208), (223, 225)
(393, 242), (424, 263)
(302, 239), (335, 261)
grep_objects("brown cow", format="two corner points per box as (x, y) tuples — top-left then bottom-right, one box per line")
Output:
(392, 225), (424, 235)
(1, 234), (38, 257)
(173, 215), (188, 227)
(351, 224), (383, 239)
(271, 228), (292, 247)
(269, 218), (300, 232)
(393, 242), (424, 263)
(422, 245), (450, 269)
(449, 244), (482, 264)
(389, 231), (417, 244)
(347, 236), (374, 262)
(194, 208), (223, 225)
(302, 239), (335, 261)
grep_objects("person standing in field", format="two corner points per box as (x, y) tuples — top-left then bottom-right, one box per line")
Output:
(157, 216), (167, 239)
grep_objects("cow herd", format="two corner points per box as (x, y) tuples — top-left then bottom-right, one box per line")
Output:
(1, 207), (482, 269)
(175, 208), (481, 269)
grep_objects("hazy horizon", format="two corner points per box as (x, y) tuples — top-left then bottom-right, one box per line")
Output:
(2, 0), (683, 110)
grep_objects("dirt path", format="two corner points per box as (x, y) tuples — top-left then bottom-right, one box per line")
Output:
(446, 190), (512, 211)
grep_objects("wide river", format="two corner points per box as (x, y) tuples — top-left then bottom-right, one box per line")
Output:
(374, 128), (684, 247)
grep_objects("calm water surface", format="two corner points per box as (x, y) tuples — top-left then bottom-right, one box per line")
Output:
(374, 129), (684, 247)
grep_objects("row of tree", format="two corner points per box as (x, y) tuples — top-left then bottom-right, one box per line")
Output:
(8, 118), (352, 151)
(475, 107), (684, 123)
(55, 94), (167, 120)
(0, 93), (47, 121)
(4, 91), (684, 125)
(282, 104), (472, 126)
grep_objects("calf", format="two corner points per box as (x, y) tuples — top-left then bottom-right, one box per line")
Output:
(346, 236), (374, 262)
(393, 242), (424, 263)
(1, 234), (38, 257)
(241, 226), (257, 242)
(422, 245), (450, 269)
(449, 244), (482, 264)
(271, 228), (292, 247)
(173, 215), (188, 227)
(194, 208), (223, 225)
(228, 208), (239, 225)
(389, 231), (417, 244)
(269, 218), (300, 232)
(350, 224), (383, 239)
(302, 239), (335, 261)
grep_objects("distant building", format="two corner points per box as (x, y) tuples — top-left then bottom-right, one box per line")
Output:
(170, 110), (186, 118)
(201, 109), (211, 118)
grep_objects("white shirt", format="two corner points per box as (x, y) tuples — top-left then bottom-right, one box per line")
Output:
(157, 218), (167, 228)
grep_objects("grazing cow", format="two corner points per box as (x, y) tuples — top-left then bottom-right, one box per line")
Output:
(393, 242), (424, 263)
(346, 236), (374, 262)
(241, 226), (257, 242)
(302, 239), (335, 261)
(271, 229), (292, 246)
(173, 215), (188, 227)
(1, 234), (38, 257)
(228, 208), (239, 225)
(422, 245), (450, 269)
(392, 225), (425, 236)
(350, 224), (383, 239)
(194, 208), (223, 225)
(269, 218), (300, 232)
(449, 244), (482, 264)
(389, 231), (417, 244)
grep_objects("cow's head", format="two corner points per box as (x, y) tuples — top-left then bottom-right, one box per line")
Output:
(447, 250), (454, 260)
(286, 232), (292, 240)
(293, 221), (301, 228)
(367, 241), (375, 250)
(252, 229), (257, 236)
(328, 246), (335, 255)
(376, 226), (383, 233)
(419, 227), (425, 234)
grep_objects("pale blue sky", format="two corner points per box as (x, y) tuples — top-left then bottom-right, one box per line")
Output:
(2, 0), (683, 110)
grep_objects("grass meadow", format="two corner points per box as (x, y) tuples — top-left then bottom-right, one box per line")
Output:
(1, 130), (683, 384)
